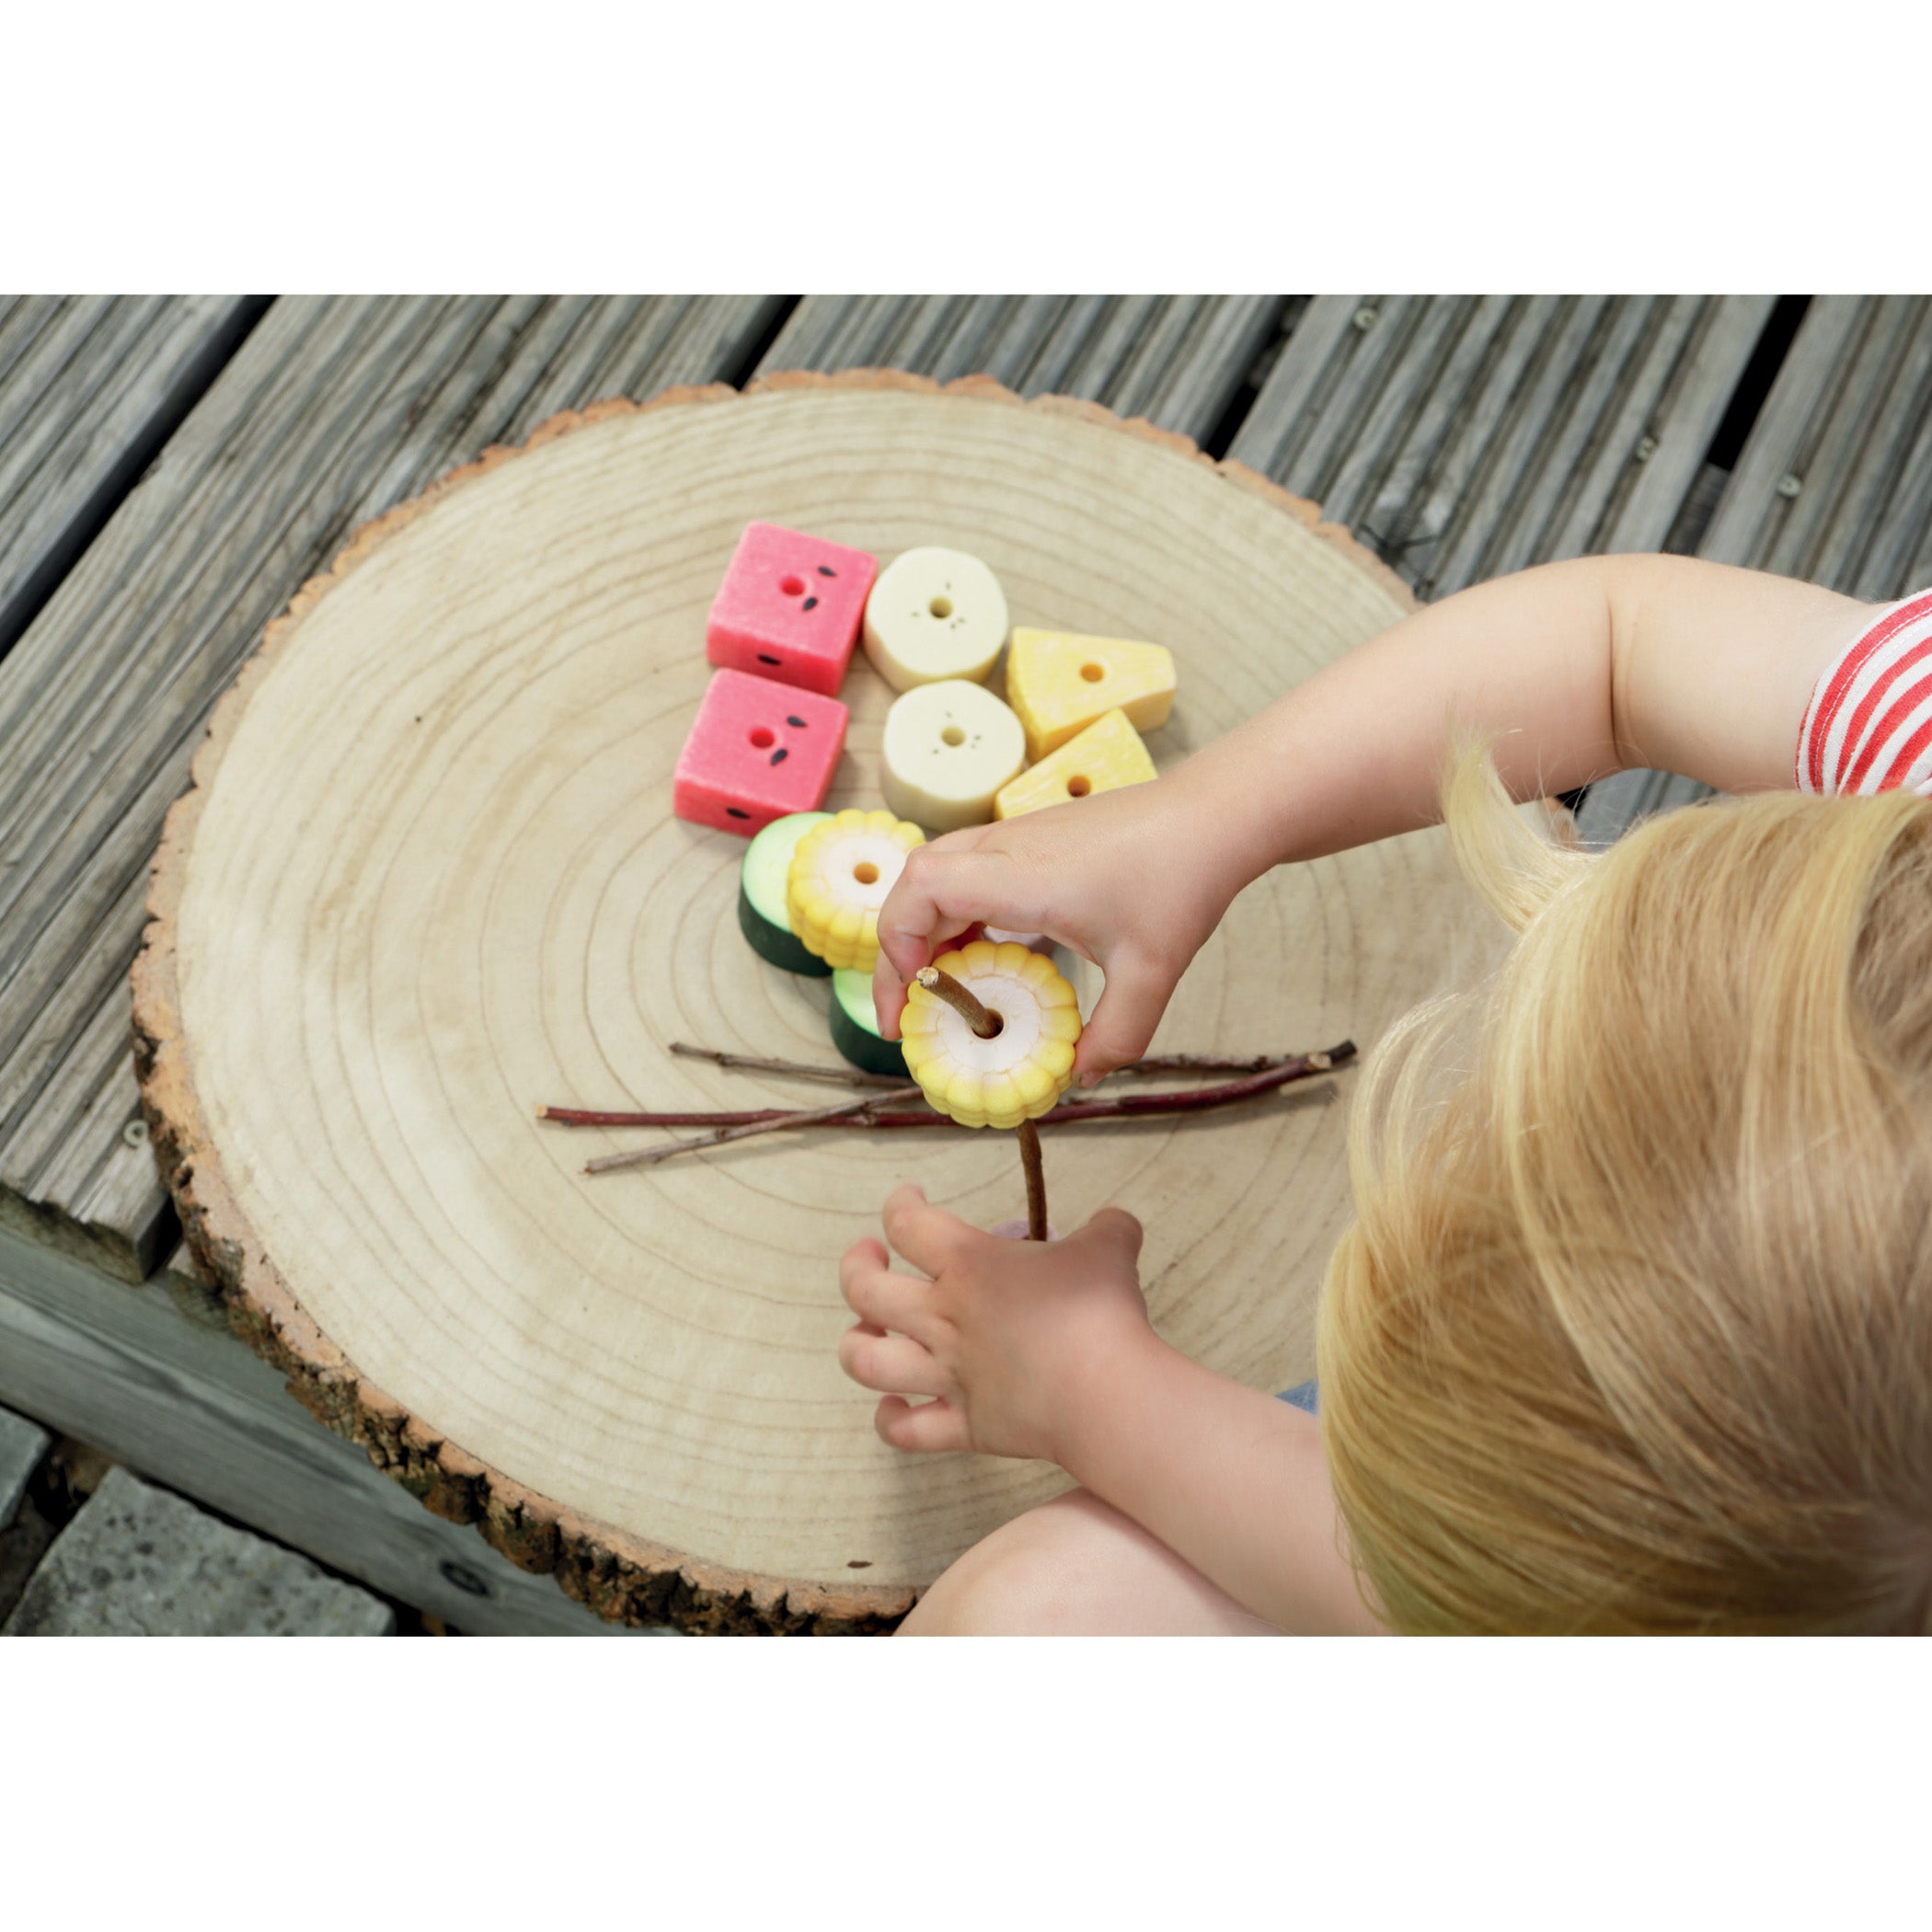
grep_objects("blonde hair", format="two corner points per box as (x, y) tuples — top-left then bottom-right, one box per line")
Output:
(1317, 744), (1932, 1634)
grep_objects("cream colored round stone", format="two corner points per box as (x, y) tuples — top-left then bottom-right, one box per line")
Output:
(862, 546), (1008, 689)
(880, 680), (1026, 832)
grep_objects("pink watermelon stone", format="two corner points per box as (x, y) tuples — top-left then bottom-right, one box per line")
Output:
(706, 521), (878, 696)
(673, 667), (848, 835)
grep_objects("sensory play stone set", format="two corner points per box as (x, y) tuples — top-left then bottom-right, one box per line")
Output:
(673, 520), (1179, 1088)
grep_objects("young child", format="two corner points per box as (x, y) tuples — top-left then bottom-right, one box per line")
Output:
(835, 555), (1932, 1635)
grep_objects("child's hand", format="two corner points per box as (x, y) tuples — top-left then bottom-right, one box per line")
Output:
(869, 777), (1238, 1083)
(837, 1182), (1155, 1464)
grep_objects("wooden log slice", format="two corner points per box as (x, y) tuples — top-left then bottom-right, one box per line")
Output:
(132, 372), (1511, 1633)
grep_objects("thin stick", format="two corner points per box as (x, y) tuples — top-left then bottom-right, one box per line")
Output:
(539, 1046), (1347, 1118)
(666, 1041), (906, 1088)
(546, 1044), (1356, 1136)
(914, 965), (1001, 1038)
(1118, 1052), (1330, 1077)
(1035, 1049), (1348, 1121)
(582, 1085), (920, 1173)
(1017, 1119), (1048, 1240)
(542, 1105), (786, 1127)
(917, 965), (1043, 1233)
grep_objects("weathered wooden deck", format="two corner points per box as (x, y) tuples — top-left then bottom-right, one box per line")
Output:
(1, 292), (1926, 1631)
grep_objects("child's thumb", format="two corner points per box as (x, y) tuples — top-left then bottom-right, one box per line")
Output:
(1077, 1205), (1145, 1265)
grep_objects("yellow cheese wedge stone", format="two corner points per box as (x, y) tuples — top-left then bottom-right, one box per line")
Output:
(1004, 627), (1176, 761)
(993, 709), (1157, 820)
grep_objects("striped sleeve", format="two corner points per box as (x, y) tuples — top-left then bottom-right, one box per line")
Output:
(1795, 587), (1932, 796)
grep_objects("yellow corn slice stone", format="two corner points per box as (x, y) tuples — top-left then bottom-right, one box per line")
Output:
(786, 808), (926, 972)
(901, 939), (1082, 1129)
(1004, 627), (1176, 762)
(994, 709), (1157, 821)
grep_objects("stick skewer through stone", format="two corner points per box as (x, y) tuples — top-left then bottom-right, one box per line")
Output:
(916, 963), (1051, 1242)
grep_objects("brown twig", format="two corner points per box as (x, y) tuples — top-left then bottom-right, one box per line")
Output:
(1018, 1119), (1048, 1241)
(546, 1044), (1356, 1140)
(538, 1046), (1351, 1121)
(914, 965), (1001, 1038)
(581, 1085), (920, 1173)
(541, 1105), (783, 1127)
(1034, 1048), (1348, 1121)
(917, 966), (1045, 1235)
(666, 1041), (906, 1088)
(1116, 1052), (1332, 1076)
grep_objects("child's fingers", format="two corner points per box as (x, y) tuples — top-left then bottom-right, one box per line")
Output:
(839, 1250), (942, 1340)
(838, 1326), (950, 1399)
(880, 1182), (973, 1276)
(1072, 944), (1178, 1085)
(841, 1236), (891, 1282)
(876, 835), (1021, 989)
(874, 1394), (971, 1455)
(844, 1276), (940, 1341)
(871, 951), (911, 1040)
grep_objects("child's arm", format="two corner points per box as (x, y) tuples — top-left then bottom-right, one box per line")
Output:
(839, 1186), (1384, 1633)
(873, 555), (1872, 1076)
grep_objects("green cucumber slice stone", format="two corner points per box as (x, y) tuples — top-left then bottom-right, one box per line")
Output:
(829, 968), (908, 1078)
(738, 810), (834, 976)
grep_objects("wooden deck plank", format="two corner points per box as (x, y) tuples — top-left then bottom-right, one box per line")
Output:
(1227, 293), (1780, 849)
(1580, 296), (1932, 845)
(759, 294), (1288, 443)
(1472, 294), (1662, 580)
(1703, 296), (1932, 595)
(1583, 297), (1777, 566)
(1422, 294), (1621, 593)
(0, 294), (782, 1279)
(1112, 294), (1282, 440)
(1241, 293), (1451, 508)
(1230, 294), (1777, 592)
(0, 295), (263, 658)
(1327, 296), (1506, 549)
(929, 296), (1072, 385)
(0, 1223), (651, 1632)
(1016, 295), (1118, 395)
(1219, 293), (1363, 478)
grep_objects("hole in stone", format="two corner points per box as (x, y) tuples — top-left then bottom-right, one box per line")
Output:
(1066, 776), (1092, 797)
(929, 595), (953, 618)
(750, 727), (776, 749)
(780, 575), (807, 596)
(941, 725), (965, 746)
(1079, 662), (1106, 683)
(854, 861), (880, 885)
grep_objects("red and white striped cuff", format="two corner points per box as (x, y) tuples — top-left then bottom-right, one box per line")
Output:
(1796, 587), (1932, 796)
